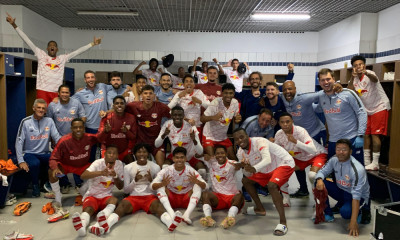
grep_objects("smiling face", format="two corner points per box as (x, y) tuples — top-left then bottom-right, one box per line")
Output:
(336, 143), (352, 162)
(113, 98), (126, 114)
(258, 113), (272, 129)
(58, 87), (70, 103)
(202, 62), (208, 72)
(319, 72), (335, 93)
(171, 109), (184, 127)
(233, 130), (249, 150)
(173, 152), (187, 170)
(136, 78), (147, 93)
(135, 147), (149, 165)
(142, 89), (155, 105)
(266, 85), (278, 100)
(183, 77), (195, 94)
(352, 60), (365, 74)
(33, 103), (47, 118)
(47, 41), (58, 57)
(207, 68), (218, 82)
(71, 120), (85, 140)
(160, 75), (172, 90)
(110, 76), (122, 90)
(249, 74), (261, 89)
(150, 61), (158, 71)
(214, 147), (227, 165)
(282, 81), (296, 102)
(84, 72), (96, 88)
(222, 89), (235, 105)
(279, 116), (293, 133)
(104, 147), (118, 167)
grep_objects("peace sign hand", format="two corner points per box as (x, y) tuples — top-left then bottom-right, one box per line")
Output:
(105, 120), (112, 133)
(162, 174), (172, 187)
(162, 124), (171, 139)
(144, 169), (153, 182)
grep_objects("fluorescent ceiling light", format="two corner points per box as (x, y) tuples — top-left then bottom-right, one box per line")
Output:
(251, 13), (310, 20)
(77, 11), (138, 16)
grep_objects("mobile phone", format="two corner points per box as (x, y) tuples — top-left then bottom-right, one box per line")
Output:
(56, 173), (65, 178)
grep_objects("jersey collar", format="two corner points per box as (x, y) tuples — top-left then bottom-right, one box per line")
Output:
(219, 159), (228, 169)
(176, 123), (184, 133)
(178, 165), (186, 176)
(360, 74), (365, 82)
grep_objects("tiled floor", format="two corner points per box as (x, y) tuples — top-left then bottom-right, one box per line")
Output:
(0, 172), (379, 240)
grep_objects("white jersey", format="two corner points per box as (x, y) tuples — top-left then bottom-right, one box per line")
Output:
(169, 89), (210, 127)
(353, 70), (391, 115)
(142, 69), (161, 86)
(222, 68), (251, 93)
(204, 158), (239, 195)
(237, 137), (295, 174)
(153, 164), (206, 194)
(203, 98), (239, 142)
(196, 71), (208, 84)
(159, 120), (200, 159)
(83, 158), (124, 200)
(125, 91), (141, 103)
(124, 161), (161, 196)
(274, 125), (327, 161)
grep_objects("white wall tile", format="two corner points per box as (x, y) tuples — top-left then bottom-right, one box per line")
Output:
(134, 51), (142, 60)
(127, 51), (134, 60)
(80, 50), (89, 59)
(111, 50), (119, 60)
(263, 53), (271, 62)
(96, 50), (104, 59)
(118, 51), (126, 60)
(218, 52), (226, 62)
(187, 52), (195, 61)
(308, 67), (317, 76)
(301, 53), (310, 62)
(203, 52), (211, 61)
(248, 53), (256, 62)
(210, 52), (218, 61)
(12, 34), (23, 47)
(287, 53), (295, 62)
(234, 52), (241, 59)
(173, 51), (181, 61)
(88, 49), (96, 59)
(181, 52), (188, 61)
(226, 52), (234, 61)
(104, 50), (112, 59)
(257, 53), (264, 62)
(142, 51), (150, 60)
(241, 53), (249, 62)
(195, 52), (203, 59)
(271, 53), (279, 61)
(149, 51), (157, 59)
(310, 53), (317, 62)
(157, 51), (165, 60)
(295, 53), (302, 62)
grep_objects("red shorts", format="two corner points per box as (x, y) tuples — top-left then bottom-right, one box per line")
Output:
(366, 110), (389, 135)
(123, 195), (158, 214)
(36, 89), (58, 106)
(151, 145), (165, 157)
(101, 148), (132, 160)
(247, 166), (295, 188)
(166, 154), (202, 168)
(58, 162), (91, 176)
(202, 136), (233, 149)
(212, 192), (244, 211)
(168, 190), (190, 209)
(82, 196), (112, 212)
(197, 127), (203, 144)
(294, 154), (327, 171)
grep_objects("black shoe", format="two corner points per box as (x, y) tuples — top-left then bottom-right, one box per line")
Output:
(360, 208), (371, 224)
(331, 205), (341, 214)
(289, 189), (309, 198)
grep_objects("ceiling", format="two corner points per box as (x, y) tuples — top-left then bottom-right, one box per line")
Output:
(2, 0), (400, 32)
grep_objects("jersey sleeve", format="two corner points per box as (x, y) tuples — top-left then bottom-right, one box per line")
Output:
(351, 165), (367, 201)
(199, 91), (210, 109)
(86, 160), (100, 172)
(46, 104), (54, 119)
(168, 92), (180, 109)
(161, 103), (171, 118)
(67, 43), (92, 61)
(123, 164), (136, 194)
(302, 91), (324, 105)
(204, 101), (217, 116)
(150, 168), (166, 190)
(315, 158), (335, 180)
(274, 130), (284, 146)
(15, 122), (27, 164)
(49, 120), (62, 144)
(97, 117), (108, 143)
(141, 69), (149, 78)
(344, 90), (367, 136)
(15, 27), (39, 55)
(49, 140), (64, 170)
(253, 139), (271, 172)
(77, 101), (86, 118)
(295, 128), (317, 154)
(155, 121), (169, 148)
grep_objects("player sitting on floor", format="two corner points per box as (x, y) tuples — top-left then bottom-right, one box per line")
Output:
(200, 146), (244, 228)
(151, 147), (207, 225)
(71, 144), (124, 237)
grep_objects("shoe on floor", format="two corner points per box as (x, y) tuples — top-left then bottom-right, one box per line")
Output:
(365, 162), (379, 171)
(47, 201), (69, 223)
(61, 185), (70, 194)
(359, 208), (371, 224)
(75, 184), (83, 195)
(32, 184), (40, 198)
(311, 212), (334, 223)
(44, 192), (55, 199)
(331, 205), (340, 214)
(3, 231), (34, 240)
(5, 196), (17, 206)
(289, 189), (309, 198)
(243, 191), (252, 202)
(43, 181), (52, 193)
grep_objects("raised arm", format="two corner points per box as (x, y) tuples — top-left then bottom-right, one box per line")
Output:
(67, 36), (102, 61)
(133, 61), (146, 75)
(286, 63), (295, 81)
(7, 13), (37, 53)
(213, 58), (224, 75)
(191, 57), (201, 77)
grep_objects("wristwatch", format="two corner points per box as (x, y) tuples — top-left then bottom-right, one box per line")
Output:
(315, 177), (323, 181)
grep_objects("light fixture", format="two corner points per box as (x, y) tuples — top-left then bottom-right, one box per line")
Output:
(251, 13), (310, 20)
(77, 11), (139, 16)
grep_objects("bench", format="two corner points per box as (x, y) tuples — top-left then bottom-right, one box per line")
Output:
(367, 171), (400, 202)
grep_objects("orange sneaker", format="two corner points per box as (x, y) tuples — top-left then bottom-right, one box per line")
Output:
(14, 202), (32, 216)
(75, 195), (83, 206)
(42, 202), (52, 213)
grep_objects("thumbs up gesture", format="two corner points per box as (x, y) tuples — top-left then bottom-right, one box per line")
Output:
(162, 124), (171, 139)
(234, 112), (242, 124)
(213, 112), (223, 121)
(121, 122), (128, 133)
(105, 120), (112, 133)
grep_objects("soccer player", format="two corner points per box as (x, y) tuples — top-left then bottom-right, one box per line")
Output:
(97, 96), (136, 164)
(315, 139), (371, 237)
(201, 83), (241, 160)
(6, 13), (102, 104)
(133, 59), (162, 86)
(234, 71), (266, 123)
(271, 113), (328, 207)
(155, 106), (204, 173)
(89, 143), (183, 235)
(191, 57), (209, 84)
(47, 118), (98, 222)
(168, 74), (210, 130)
(106, 71), (130, 108)
(125, 75), (147, 103)
(241, 108), (274, 139)
(71, 144), (124, 237)
(194, 65), (223, 102)
(259, 82), (287, 133)
(155, 73), (175, 105)
(317, 68), (367, 164)
(348, 55), (391, 170)
(125, 85), (171, 167)
(216, 58), (252, 92)
(151, 147), (207, 225)
(16, 99), (62, 197)
(233, 128), (294, 236)
(200, 146), (244, 228)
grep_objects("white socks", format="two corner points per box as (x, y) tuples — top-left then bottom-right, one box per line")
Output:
(203, 204), (212, 217)
(228, 206), (239, 218)
(157, 187), (175, 218)
(366, 152), (380, 170)
(72, 212), (90, 237)
(364, 149), (371, 166)
(308, 171), (317, 186)
(281, 182), (290, 207)
(182, 185), (201, 223)
(50, 180), (62, 204)
(161, 212), (172, 226)
(101, 204), (116, 217)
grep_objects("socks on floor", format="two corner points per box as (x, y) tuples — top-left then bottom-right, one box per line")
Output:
(228, 206), (239, 218)
(50, 180), (62, 204)
(203, 204), (212, 217)
(101, 204), (116, 217)
(182, 185), (201, 223)
(72, 212), (90, 237)
(157, 187), (175, 218)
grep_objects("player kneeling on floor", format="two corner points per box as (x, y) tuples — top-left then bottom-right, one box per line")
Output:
(72, 144), (124, 237)
(200, 146), (244, 228)
(151, 147), (207, 225)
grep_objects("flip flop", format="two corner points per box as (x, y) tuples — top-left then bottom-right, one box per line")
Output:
(242, 206), (266, 216)
(273, 224), (288, 236)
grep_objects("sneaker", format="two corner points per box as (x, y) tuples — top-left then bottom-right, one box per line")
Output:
(5, 196), (17, 206)
(75, 184), (83, 195)
(47, 201), (69, 223)
(3, 231), (34, 240)
(289, 189), (309, 198)
(32, 184), (40, 198)
(61, 185), (70, 194)
(243, 191), (252, 202)
(311, 213), (334, 223)
(43, 181), (52, 193)
(366, 162), (379, 171)
(44, 192), (55, 199)
(331, 205), (340, 214)
(359, 208), (371, 224)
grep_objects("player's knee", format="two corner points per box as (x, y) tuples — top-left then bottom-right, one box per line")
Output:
(108, 196), (118, 205)
(340, 204), (352, 219)
(242, 177), (251, 185)
(267, 182), (279, 192)
(308, 171), (317, 184)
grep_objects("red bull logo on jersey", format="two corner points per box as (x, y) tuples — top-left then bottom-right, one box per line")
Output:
(70, 152), (89, 160)
(57, 117), (74, 122)
(139, 121), (158, 128)
(150, 78), (156, 83)
(177, 83), (183, 87)
(45, 63), (60, 70)
(230, 75), (239, 80)
(175, 186), (187, 192)
(214, 175), (227, 182)
(357, 89), (368, 96)
(201, 76), (208, 82)
(88, 97), (104, 105)
(44, 126), (49, 131)
(173, 141), (188, 147)
(85, 145), (90, 150)
(296, 104), (302, 110)
(324, 107), (341, 114)
(291, 111), (302, 117)
(187, 101), (195, 106)
(111, 133), (126, 138)
(344, 175), (350, 180)
(98, 90), (103, 94)
(336, 179), (351, 187)
(100, 180), (114, 188)
(70, 109), (76, 115)
(220, 118), (231, 126)
(216, 91), (221, 95)
(168, 97), (172, 102)
(152, 113), (158, 119)
(336, 99), (342, 105)
(30, 134), (49, 140)
(289, 151), (301, 157)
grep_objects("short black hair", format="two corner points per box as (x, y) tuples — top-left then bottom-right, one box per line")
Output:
(183, 74), (194, 83)
(171, 105), (184, 113)
(47, 40), (58, 47)
(351, 55), (366, 66)
(207, 66), (218, 73)
(106, 144), (119, 151)
(336, 139), (352, 150)
(113, 95), (126, 104)
(58, 84), (70, 93)
(161, 73), (171, 78)
(71, 118), (85, 126)
(173, 146), (187, 156)
(149, 58), (159, 68)
(259, 108), (273, 117)
(214, 145), (227, 154)
(266, 82), (279, 89)
(110, 71), (122, 80)
(141, 85), (155, 92)
(133, 143), (152, 155)
(84, 70), (95, 78)
(136, 75), (147, 82)
(233, 127), (247, 135)
(232, 59), (239, 64)
(222, 83), (235, 92)
(279, 112), (293, 120)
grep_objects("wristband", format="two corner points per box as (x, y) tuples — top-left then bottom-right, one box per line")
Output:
(216, 62), (220, 65)
(316, 177), (323, 181)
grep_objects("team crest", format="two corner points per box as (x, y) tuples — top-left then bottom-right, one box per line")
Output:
(137, 115), (141, 117)
(336, 99), (342, 105)
(168, 97), (172, 102)
(98, 90), (103, 94)
(44, 126), (49, 131)
(126, 125), (131, 130)
(344, 175), (350, 180)
(296, 104), (301, 110)
(70, 109), (76, 114)
(216, 91), (221, 95)
(183, 134), (187, 137)
(152, 113), (157, 118)
(85, 145), (90, 150)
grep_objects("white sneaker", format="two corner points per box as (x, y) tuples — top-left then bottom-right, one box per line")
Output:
(366, 162), (379, 171)
(364, 159), (371, 166)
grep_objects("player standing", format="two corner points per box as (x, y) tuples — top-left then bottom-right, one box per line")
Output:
(133, 59), (162, 86)
(191, 57), (209, 84)
(194, 65), (223, 102)
(216, 59), (251, 92)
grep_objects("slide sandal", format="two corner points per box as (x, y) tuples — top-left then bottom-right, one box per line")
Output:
(273, 224), (288, 236)
(242, 206), (265, 216)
